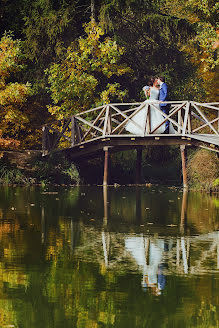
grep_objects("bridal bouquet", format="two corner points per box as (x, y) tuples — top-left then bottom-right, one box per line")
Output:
(143, 85), (150, 99)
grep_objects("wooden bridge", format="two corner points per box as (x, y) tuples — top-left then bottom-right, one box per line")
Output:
(42, 100), (219, 186)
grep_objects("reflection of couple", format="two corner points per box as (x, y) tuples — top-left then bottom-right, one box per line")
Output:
(125, 76), (175, 135)
(125, 236), (167, 295)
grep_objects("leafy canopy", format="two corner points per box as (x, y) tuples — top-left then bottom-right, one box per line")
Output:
(46, 21), (132, 120)
(0, 33), (31, 147)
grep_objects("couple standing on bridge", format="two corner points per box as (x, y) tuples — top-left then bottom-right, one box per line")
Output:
(125, 76), (176, 135)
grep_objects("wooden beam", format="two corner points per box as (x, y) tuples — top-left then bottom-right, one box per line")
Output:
(75, 104), (105, 116)
(192, 116), (219, 133)
(180, 145), (188, 189)
(82, 106), (107, 140)
(182, 102), (190, 136)
(103, 105), (110, 136)
(71, 116), (75, 147)
(48, 126), (71, 142)
(192, 102), (219, 111)
(110, 103), (145, 134)
(103, 146), (110, 186)
(192, 103), (219, 135)
(143, 104), (149, 135)
(75, 116), (104, 134)
(150, 102), (187, 134)
(178, 109), (182, 134)
(52, 118), (71, 150)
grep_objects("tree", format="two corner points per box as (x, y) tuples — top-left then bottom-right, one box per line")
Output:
(46, 21), (131, 120)
(0, 33), (31, 148)
(161, 0), (218, 101)
(97, 0), (195, 100)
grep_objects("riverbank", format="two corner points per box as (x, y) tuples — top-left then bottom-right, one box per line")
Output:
(0, 148), (218, 191)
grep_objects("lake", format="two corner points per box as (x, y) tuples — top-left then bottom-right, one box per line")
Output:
(0, 185), (218, 328)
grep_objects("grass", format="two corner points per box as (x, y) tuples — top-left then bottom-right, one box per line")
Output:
(0, 165), (31, 185)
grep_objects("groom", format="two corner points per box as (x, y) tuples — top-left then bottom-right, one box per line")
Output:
(157, 76), (170, 134)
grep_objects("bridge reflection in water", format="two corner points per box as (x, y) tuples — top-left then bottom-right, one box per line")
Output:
(101, 186), (219, 286)
(39, 186), (219, 292)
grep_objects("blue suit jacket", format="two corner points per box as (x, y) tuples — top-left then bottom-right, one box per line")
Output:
(159, 83), (168, 108)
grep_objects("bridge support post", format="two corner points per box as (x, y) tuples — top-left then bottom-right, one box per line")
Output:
(180, 145), (188, 189)
(136, 147), (142, 184)
(103, 147), (110, 186)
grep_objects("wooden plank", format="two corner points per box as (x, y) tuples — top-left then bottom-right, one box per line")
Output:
(187, 134), (219, 146)
(111, 105), (142, 118)
(178, 109), (182, 134)
(143, 104), (149, 136)
(187, 111), (192, 133)
(71, 116), (75, 146)
(52, 118), (71, 150)
(47, 126), (71, 142)
(75, 116), (104, 133)
(75, 120), (82, 144)
(117, 105), (148, 135)
(199, 145), (219, 153)
(191, 111), (206, 124)
(82, 106), (107, 140)
(146, 104), (151, 134)
(192, 103), (219, 135)
(107, 108), (112, 135)
(192, 117), (219, 133)
(111, 102), (182, 119)
(110, 103), (146, 134)
(192, 102), (219, 111)
(182, 102), (190, 136)
(75, 105), (105, 116)
(103, 105), (110, 136)
(150, 102), (186, 134)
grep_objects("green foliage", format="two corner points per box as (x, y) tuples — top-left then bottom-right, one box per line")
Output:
(0, 32), (32, 142)
(62, 163), (80, 185)
(0, 0), (218, 149)
(213, 178), (219, 188)
(33, 154), (80, 185)
(0, 164), (29, 185)
(97, 0), (196, 100)
(46, 21), (131, 119)
(162, 0), (218, 101)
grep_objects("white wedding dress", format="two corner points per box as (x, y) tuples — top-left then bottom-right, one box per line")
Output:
(125, 87), (175, 135)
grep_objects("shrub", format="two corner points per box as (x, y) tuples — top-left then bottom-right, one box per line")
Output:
(33, 154), (80, 185)
(0, 164), (29, 184)
(62, 163), (80, 185)
(187, 149), (219, 191)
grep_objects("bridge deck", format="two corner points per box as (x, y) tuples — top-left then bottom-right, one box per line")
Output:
(61, 133), (219, 160)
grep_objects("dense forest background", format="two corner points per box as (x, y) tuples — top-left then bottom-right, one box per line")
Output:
(0, 0), (218, 149)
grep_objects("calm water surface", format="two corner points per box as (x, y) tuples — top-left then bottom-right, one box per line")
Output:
(0, 185), (218, 328)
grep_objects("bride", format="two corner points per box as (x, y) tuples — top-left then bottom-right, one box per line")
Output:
(125, 78), (175, 135)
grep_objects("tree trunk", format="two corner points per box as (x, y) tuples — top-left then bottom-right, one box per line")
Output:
(91, 0), (95, 21)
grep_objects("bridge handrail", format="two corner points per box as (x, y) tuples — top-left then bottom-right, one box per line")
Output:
(42, 101), (219, 155)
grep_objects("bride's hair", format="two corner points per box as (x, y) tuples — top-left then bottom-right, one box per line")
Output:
(148, 77), (155, 87)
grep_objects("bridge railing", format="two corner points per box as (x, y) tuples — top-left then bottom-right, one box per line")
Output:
(42, 101), (219, 155)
